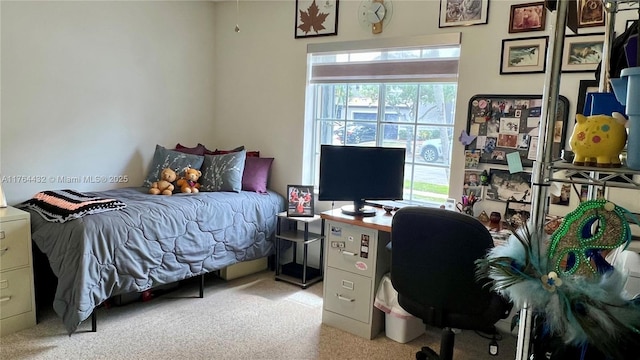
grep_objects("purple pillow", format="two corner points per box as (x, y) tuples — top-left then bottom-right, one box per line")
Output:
(174, 143), (206, 156)
(242, 157), (274, 193)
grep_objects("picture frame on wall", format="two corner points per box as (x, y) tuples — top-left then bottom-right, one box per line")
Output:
(561, 33), (605, 72)
(287, 185), (315, 217)
(508, 2), (546, 33)
(294, 0), (339, 39)
(438, 0), (489, 28)
(577, 0), (605, 28)
(500, 36), (548, 74)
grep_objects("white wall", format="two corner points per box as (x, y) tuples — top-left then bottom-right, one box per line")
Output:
(1, 0), (635, 214)
(213, 0), (636, 216)
(1, 1), (217, 204)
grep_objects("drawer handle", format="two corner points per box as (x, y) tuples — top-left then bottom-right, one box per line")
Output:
(0, 231), (4, 239)
(0, 296), (11, 303)
(0, 247), (7, 255)
(336, 293), (355, 302)
(340, 250), (357, 257)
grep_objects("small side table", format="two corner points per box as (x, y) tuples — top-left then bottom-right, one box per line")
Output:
(274, 212), (324, 289)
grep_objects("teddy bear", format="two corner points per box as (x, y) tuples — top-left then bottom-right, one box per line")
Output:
(149, 168), (177, 195)
(176, 167), (202, 194)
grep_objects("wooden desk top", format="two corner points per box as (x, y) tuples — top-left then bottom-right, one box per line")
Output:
(320, 208), (393, 233)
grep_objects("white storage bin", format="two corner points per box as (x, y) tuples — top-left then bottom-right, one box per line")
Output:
(385, 313), (425, 343)
(611, 249), (640, 298)
(374, 273), (425, 343)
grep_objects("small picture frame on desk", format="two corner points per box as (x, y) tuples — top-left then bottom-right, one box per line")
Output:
(287, 185), (314, 217)
(505, 200), (531, 229)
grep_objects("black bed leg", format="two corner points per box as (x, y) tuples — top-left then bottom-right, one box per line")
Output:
(91, 311), (97, 332)
(199, 274), (204, 298)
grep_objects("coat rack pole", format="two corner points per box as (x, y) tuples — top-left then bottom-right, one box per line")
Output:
(600, 1), (617, 92)
(515, 1), (569, 359)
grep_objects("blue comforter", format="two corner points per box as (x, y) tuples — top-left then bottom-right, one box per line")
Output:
(23, 187), (285, 334)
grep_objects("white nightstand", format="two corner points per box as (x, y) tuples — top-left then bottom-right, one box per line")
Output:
(0, 206), (37, 336)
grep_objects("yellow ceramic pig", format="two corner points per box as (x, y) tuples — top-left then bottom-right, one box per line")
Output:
(569, 112), (627, 167)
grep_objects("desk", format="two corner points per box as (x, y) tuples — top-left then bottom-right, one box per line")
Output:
(319, 208), (511, 339)
(320, 208), (391, 339)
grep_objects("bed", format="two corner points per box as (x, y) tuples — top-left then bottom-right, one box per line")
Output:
(20, 186), (285, 334)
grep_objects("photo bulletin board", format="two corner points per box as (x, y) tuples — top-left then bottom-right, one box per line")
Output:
(465, 95), (569, 168)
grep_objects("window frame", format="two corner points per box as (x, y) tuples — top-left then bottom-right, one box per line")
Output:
(303, 35), (461, 207)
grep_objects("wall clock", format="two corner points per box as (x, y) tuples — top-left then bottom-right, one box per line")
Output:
(358, 0), (393, 34)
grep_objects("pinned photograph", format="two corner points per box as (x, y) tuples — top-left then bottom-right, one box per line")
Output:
(486, 169), (532, 202)
(465, 150), (481, 169)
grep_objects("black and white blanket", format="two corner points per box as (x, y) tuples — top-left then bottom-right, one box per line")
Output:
(19, 189), (126, 223)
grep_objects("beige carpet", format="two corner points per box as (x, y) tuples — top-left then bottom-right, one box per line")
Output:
(0, 271), (517, 359)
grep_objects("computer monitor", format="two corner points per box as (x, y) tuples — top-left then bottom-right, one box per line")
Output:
(318, 145), (405, 217)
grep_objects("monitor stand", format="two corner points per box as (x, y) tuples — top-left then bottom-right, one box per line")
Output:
(341, 201), (376, 217)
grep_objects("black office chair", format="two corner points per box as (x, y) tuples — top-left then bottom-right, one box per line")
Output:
(390, 207), (511, 360)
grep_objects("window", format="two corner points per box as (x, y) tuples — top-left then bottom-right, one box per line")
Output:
(303, 35), (461, 206)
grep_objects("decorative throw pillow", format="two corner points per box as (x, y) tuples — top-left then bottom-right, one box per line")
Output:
(174, 143), (207, 156)
(204, 145), (260, 158)
(242, 157), (274, 193)
(199, 150), (247, 192)
(143, 145), (204, 187)
(205, 145), (244, 155)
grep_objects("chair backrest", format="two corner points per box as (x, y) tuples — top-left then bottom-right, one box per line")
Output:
(390, 206), (503, 330)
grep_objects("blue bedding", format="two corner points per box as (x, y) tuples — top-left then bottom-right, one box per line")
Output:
(22, 187), (285, 334)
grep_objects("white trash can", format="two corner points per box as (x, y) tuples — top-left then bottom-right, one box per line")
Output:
(611, 250), (640, 298)
(374, 273), (425, 343)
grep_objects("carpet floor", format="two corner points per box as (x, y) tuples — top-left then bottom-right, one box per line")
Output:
(0, 270), (517, 359)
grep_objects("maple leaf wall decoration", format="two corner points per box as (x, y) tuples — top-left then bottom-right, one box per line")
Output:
(298, 0), (329, 35)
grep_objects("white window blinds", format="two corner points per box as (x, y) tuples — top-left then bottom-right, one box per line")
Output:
(307, 33), (461, 83)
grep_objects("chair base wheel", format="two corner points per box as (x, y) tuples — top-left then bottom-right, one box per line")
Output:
(416, 347), (439, 360)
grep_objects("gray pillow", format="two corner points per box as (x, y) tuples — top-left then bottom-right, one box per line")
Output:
(143, 145), (204, 187)
(200, 150), (247, 192)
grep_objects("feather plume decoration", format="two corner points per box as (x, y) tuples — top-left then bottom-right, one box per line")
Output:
(476, 200), (640, 359)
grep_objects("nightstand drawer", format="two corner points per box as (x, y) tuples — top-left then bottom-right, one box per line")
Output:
(0, 267), (34, 320)
(0, 218), (30, 271)
(324, 267), (372, 324)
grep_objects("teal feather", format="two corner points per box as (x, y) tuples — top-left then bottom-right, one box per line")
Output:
(475, 200), (640, 359)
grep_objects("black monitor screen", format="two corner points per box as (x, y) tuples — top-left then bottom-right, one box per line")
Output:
(318, 145), (405, 216)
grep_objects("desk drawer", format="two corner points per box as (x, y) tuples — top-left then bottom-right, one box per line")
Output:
(326, 222), (377, 277)
(0, 267), (34, 320)
(324, 267), (372, 324)
(0, 219), (30, 271)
